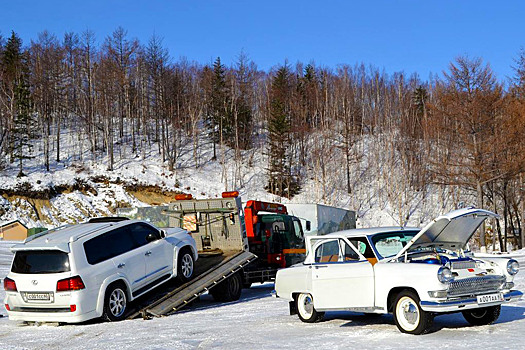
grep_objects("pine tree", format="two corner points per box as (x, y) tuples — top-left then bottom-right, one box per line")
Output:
(234, 52), (254, 150)
(2, 32), (35, 177)
(12, 72), (35, 177)
(267, 65), (300, 197)
(207, 57), (233, 158)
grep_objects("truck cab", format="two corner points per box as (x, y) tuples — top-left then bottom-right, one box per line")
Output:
(252, 213), (305, 269)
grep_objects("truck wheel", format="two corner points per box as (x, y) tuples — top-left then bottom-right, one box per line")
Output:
(296, 293), (324, 323)
(176, 248), (194, 283)
(102, 282), (128, 322)
(210, 272), (243, 302)
(462, 305), (501, 326)
(393, 290), (433, 334)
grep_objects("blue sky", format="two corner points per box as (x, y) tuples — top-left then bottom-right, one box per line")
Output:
(2, 1), (524, 81)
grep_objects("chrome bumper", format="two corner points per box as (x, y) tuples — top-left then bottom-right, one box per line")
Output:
(420, 290), (523, 312)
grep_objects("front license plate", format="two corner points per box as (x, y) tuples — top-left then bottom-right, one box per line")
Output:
(24, 292), (52, 301)
(477, 293), (504, 305)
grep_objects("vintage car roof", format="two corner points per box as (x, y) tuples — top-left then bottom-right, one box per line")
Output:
(323, 226), (419, 238)
(394, 207), (498, 257)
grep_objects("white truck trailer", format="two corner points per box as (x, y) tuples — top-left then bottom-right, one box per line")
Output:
(285, 203), (356, 236)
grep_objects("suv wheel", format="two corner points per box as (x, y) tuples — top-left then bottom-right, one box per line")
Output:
(177, 248), (195, 283)
(103, 283), (128, 321)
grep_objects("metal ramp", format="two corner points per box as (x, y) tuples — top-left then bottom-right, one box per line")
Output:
(128, 250), (257, 319)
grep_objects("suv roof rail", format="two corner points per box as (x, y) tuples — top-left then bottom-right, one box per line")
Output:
(87, 217), (130, 223)
(23, 224), (72, 244)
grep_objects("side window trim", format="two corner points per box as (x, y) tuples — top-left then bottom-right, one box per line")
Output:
(341, 237), (367, 261)
(313, 238), (340, 264)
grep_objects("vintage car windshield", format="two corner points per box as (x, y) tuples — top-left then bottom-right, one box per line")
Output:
(370, 231), (419, 259)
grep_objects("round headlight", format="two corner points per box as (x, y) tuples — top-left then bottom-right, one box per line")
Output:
(507, 259), (519, 275)
(437, 266), (453, 283)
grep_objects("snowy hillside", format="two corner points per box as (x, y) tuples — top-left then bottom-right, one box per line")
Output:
(0, 127), (482, 236)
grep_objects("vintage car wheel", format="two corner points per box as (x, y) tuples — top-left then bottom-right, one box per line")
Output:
(393, 290), (433, 334)
(296, 293), (324, 323)
(462, 305), (501, 326)
(176, 248), (195, 283)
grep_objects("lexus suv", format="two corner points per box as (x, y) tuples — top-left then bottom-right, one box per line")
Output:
(3, 217), (197, 323)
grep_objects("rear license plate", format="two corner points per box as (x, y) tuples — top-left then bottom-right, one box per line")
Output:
(477, 293), (504, 304)
(24, 292), (52, 302)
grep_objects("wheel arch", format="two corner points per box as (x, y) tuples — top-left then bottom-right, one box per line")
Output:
(173, 244), (196, 274)
(174, 244), (197, 263)
(387, 287), (419, 312)
(95, 275), (132, 316)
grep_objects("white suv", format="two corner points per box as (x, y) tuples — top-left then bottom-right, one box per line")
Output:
(3, 217), (197, 323)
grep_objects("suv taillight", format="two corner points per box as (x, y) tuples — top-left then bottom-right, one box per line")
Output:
(3, 277), (17, 291)
(56, 276), (85, 292)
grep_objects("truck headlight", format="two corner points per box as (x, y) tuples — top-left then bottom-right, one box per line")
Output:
(437, 266), (453, 283)
(507, 259), (519, 275)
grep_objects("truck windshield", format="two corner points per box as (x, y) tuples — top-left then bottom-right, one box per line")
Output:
(11, 250), (71, 274)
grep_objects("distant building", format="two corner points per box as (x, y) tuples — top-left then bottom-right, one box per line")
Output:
(0, 220), (28, 241)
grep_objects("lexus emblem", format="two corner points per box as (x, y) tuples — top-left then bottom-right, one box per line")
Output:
(31, 280), (38, 285)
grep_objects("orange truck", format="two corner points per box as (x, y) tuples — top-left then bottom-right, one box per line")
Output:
(243, 200), (308, 286)
(165, 193), (309, 287)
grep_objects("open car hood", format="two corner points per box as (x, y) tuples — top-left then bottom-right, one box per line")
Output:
(394, 208), (498, 258)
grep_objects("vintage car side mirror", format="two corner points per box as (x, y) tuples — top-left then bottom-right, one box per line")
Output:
(306, 221), (311, 231)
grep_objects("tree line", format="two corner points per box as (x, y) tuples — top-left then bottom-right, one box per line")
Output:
(0, 28), (525, 251)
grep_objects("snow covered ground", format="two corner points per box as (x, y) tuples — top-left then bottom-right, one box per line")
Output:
(0, 241), (524, 350)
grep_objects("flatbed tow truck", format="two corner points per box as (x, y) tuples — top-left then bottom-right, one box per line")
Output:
(125, 192), (257, 319)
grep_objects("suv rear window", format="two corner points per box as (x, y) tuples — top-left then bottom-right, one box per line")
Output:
(11, 250), (70, 274)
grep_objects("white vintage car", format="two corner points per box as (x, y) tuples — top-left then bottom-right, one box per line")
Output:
(274, 208), (523, 334)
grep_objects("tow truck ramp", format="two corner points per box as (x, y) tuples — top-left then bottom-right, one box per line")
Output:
(128, 250), (257, 319)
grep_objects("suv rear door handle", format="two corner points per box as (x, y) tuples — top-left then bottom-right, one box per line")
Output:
(145, 251), (152, 256)
(117, 263), (126, 268)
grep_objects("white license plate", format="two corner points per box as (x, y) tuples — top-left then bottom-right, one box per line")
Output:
(477, 293), (504, 304)
(25, 293), (51, 301)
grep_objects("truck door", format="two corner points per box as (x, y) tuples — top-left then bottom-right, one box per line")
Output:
(283, 218), (306, 266)
(311, 238), (374, 310)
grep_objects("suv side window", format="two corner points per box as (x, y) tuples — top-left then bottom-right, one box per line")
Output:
(128, 223), (160, 247)
(84, 226), (135, 265)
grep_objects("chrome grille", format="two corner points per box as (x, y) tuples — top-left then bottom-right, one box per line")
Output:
(448, 275), (505, 297)
(451, 261), (476, 270)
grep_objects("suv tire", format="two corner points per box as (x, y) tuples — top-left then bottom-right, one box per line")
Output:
(176, 248), (195, 283)
(102, 282), (128, 322)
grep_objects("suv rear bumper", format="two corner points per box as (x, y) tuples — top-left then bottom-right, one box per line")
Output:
(4, 289), (99, 323)
(5, 309), (99, 323)
(420, 290), (523, 312)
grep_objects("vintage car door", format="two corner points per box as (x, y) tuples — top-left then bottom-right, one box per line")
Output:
(310, 238), (374, 310)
